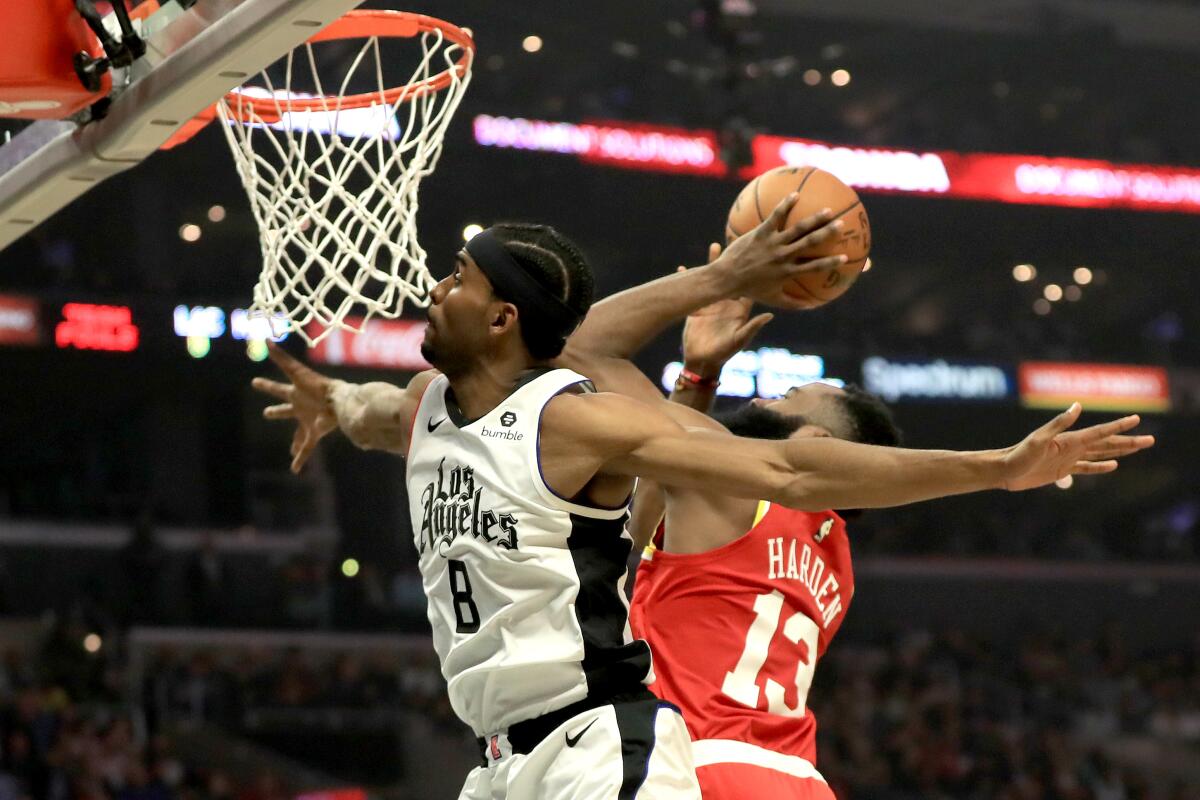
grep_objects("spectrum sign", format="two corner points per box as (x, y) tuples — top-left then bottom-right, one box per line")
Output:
(661, 348), (842, 399)
(862, 357), (1011, 402)
(1019, 362), (1170, 413)
(474, 114), (1200, 214)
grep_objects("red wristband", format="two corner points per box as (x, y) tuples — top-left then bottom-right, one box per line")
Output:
(677, 366), (720, 390)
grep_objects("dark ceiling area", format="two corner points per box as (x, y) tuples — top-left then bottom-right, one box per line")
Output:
(0, 0), (1195, 535)
(5, 0), (1197, 363)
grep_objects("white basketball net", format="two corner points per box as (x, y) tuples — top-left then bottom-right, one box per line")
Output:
(217, 25), (472, 345)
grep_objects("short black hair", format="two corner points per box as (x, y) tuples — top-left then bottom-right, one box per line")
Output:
(834, 383), (903, 447)
(829, 384), (901, 520)
(488, 223), (595, 359)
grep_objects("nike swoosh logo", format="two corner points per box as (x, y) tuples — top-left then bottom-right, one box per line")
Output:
(564, 718), (597, 748)
(427, 417), (445, 433)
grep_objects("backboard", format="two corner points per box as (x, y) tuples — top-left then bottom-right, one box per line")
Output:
(0, 0), (367, 252)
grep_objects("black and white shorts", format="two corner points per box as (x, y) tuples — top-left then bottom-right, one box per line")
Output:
(459, 692), (700, 800)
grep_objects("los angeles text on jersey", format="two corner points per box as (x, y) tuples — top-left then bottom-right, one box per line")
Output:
(767, 535), (843, 628)
(418, 458), (518, 556)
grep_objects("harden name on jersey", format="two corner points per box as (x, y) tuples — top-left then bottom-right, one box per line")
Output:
(766, 529), (844, 630)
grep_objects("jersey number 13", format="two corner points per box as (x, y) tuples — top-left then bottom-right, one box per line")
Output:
(720, 590), (820, 717)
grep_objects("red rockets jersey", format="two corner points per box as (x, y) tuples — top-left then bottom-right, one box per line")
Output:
(629, 502), (853, 764)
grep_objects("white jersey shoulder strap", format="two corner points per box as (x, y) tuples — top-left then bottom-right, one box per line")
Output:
(514, 369), (629, 520)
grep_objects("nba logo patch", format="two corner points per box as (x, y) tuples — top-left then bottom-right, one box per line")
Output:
(489, 735), (501, 760)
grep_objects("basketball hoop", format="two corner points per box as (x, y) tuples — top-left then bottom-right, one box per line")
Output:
(175, 10), (474, 346)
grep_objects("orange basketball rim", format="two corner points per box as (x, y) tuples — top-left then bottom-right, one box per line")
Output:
(162, 9), (475, 149)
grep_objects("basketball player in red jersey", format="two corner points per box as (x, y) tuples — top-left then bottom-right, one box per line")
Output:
(559, 239), (1147, 799)
(630, 296), (892, 800)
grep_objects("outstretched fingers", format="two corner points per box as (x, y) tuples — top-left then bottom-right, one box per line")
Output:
(1084, 434), (1155, 460)
(1078, 414), (1142, 443)
(735, 312), (774, 343)
(252, 377), (292, 401)
(781, 254), (847, 277)
(780, 217), (843, 256)
(263, 403), (296, 420)
(1071, 460), (1119, 475)
(762, 193), (801, 233)
(266, 341), (331, 396)
(290, 427), (305, 458)
(1038, 403), (1083, 439)
(266, 341), (306, 376)
(777, 207), (836, 241)
(289, 427), (313, 473)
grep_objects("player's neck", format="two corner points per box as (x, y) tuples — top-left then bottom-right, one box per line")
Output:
(445, 354), (547, 421)
(664, 494), (760, 554)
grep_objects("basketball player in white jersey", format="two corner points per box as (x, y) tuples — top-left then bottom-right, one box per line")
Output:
(253, 196), (1151, 800)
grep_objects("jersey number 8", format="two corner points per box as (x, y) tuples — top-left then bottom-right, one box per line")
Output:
(448, 559), (480, 633)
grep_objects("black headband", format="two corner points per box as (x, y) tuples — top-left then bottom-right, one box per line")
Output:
(464, 229), (581, 338)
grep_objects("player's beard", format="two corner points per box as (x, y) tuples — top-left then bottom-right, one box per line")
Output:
(420, 318), (467, 375)
(419, 339), (439, 368)
(711, 403), (808, 440)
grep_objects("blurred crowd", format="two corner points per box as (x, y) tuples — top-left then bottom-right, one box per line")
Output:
(139, 647), (453, 731)
(0, 633), (450, 800)
(814, 628), (1200, 800)
(3, 610), (1197, 799)
(0, 673), (287, 800)
(850, 489), (1198, 563)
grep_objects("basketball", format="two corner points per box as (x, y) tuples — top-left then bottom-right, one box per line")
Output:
(726, 166), (871, 309)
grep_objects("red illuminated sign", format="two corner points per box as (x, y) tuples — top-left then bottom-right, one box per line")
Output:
(748, 136), (952, 192)
(752, 137), (1200, 213)
(474, 115), (726, 177)
(295, 790), (366, 800)
(1019, 362), (1169, 413)
(0, 294), (40, 346)
(307, 317), (429, 371)
(55, 303), (139, 352)
(955, 154), (1200, 212)
(474, 114), (1200, 214)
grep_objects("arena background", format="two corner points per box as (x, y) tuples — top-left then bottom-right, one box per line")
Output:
(0, 1), (1198, 798)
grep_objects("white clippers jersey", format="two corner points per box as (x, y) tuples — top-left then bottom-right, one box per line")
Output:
(406, 369), (651, 736)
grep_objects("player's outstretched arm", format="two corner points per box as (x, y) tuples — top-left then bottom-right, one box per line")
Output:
(252, 344), (436, 473)
(669, 255), (769, 411)
(563, 194), (845, 364)
(546, 393), (1153, 512)
(625, 278), (771, 547)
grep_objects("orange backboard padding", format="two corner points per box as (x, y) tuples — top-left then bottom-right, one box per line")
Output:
(0, 0), (111, 119)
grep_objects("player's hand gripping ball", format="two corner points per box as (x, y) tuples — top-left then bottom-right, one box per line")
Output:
(727, 166), (871, 308)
